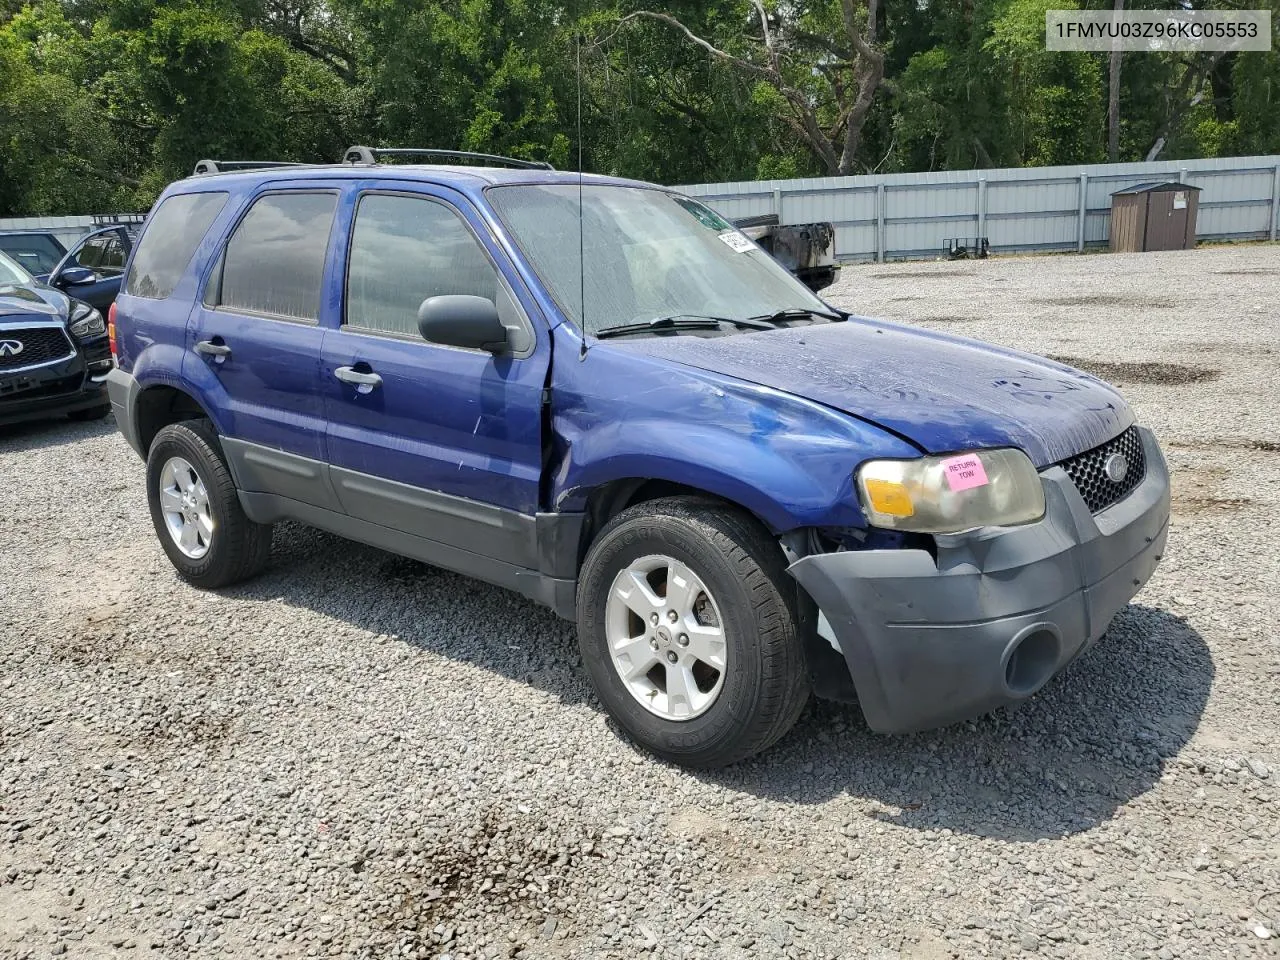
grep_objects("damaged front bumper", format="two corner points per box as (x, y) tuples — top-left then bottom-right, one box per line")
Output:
(788, 426), (1170, 734)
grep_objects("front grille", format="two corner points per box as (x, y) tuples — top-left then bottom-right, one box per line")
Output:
(0, 327), (74, 371)
(1058, 426), (1146, 513)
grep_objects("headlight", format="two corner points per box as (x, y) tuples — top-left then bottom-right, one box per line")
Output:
(69, 305), (105, 338)
(856, 448), (1046, 533)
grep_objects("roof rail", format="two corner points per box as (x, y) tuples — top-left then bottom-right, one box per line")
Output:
(342, 145), (554, 171)
(192, 159), (306, 176)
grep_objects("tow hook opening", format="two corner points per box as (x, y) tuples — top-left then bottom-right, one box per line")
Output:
(1003, 626), (1061, 697)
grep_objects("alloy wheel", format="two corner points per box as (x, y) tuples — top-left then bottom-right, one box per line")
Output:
(604, 554), (727, 720)
(158, 456), (214, 559)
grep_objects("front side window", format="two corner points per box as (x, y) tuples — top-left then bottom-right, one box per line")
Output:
(126, 192), (228, 300)
(78, 235), (126, 276)
(345, 193), (504, 337)
(217, 192), (337, 321)
(487, 184), (829, 336)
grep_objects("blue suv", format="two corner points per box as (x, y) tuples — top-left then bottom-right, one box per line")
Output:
(106, 147), (1171, 767)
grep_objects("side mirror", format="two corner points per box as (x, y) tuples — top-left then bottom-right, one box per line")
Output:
(56, 266), (96, 286)
(417, 295), (508, 353)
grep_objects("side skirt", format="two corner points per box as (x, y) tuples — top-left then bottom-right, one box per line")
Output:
(238, 490), (577, 620)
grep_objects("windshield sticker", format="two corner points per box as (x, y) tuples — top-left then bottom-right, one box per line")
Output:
(942, 454), (989, 491)
(718, 230), (755, 253)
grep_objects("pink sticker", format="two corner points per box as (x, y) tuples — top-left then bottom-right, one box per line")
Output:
(942, 454), (989, 491)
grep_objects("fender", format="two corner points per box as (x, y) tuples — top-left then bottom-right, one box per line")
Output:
(548, 334), (921, 532)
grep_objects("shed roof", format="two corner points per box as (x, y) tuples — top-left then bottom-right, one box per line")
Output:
(1111, 181), (1201, 196)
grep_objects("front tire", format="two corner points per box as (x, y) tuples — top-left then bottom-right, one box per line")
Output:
(146, 419), (272, 589)
(577, 497), (809, 768)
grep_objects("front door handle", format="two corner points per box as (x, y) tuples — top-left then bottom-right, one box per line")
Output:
(194, 339), (231, 360)
(334, 366), (383, 390)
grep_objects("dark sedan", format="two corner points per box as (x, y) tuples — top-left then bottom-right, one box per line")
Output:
(0, 249), (113, 426)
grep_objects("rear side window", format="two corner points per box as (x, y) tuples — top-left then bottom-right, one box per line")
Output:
(217, 192), (337, 322)
(126, 192), (228, 299)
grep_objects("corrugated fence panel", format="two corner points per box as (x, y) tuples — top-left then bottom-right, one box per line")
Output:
(4, 156), (1278, 263)
(680, 155), (1280, 261)
(0, 214), (98, 251)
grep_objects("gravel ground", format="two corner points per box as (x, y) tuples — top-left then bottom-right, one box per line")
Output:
(3, 242), (1279, 960)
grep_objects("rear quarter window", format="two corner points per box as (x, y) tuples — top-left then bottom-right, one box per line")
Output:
(126, 192), (229, 300)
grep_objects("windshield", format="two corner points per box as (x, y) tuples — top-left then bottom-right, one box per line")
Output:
(0, 249), (33, 285)
(0, 234), (63, 275)
(487, 184), (831, 335)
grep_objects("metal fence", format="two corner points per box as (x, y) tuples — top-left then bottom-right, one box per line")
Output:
(679, 154), (1280, 262)
(5, 154), (1279, 263)
(0, 214), (102, 250)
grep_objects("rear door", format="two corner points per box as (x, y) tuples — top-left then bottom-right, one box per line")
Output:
(320, 183), (549, 560)
(188, 184), (342, 509)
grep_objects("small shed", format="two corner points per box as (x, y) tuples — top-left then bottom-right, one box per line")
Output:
(1109, 181), (1201, 252)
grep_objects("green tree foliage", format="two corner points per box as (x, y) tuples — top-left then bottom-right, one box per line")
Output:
(0, 0), (1276, 214)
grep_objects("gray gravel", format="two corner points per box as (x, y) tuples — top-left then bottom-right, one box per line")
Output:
(3, 242), (1280, 959)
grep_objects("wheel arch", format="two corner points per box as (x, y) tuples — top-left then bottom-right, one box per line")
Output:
(134, 383), (218, 454)
(576, 477), (783, 573)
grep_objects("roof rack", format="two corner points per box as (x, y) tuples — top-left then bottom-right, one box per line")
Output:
(192, 159), (306, 176)
(342, 145), (554, 171)
(91, 212), (147, 226)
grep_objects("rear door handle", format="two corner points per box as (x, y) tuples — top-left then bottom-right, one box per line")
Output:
(334, 366), (383, 390)
(194, 339), (231, 359)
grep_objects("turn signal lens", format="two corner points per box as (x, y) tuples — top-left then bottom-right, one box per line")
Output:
(107, 302), (118, 357)
(861, 478), (915, 517)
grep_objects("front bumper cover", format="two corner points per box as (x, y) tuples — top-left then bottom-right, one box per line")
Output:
(788, 426), (1171, 734)
(0, 336), (110, 426)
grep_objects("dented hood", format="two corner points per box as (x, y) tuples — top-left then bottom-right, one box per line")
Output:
(610, 317), (1132, 467)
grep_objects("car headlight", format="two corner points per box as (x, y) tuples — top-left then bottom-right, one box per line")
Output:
(856, 448), (1046, 533)
(69, 304), (105, 338)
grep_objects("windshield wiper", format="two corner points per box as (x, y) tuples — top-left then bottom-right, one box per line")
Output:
(594, 313), (775, 340)
(750, 306), (845, 324)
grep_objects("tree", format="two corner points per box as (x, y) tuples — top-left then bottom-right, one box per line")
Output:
(1108, 0), (1123, 162)
(615, 1), (890, 175)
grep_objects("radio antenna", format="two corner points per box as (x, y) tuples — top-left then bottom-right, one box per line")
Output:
(576, 25), (587, 358)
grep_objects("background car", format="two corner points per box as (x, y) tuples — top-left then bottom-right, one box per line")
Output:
(0, 249), (113, 426)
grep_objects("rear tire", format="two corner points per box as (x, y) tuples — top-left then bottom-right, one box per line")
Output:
(146, 419), (272, 588)
(577, 496), (810, 768)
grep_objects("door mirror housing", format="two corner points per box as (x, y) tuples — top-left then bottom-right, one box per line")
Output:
(55, 266), (96, 286)
(417, 295), (508, 353)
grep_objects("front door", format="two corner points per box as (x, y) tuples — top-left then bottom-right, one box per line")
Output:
(321, 185), (549, 562)
(187, 186), (340, 509)
(53, 228), (131, 312)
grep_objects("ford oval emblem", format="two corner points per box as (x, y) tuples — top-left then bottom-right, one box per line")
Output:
(0, 338), (24, 357)
(1104, 452), (1129, 483)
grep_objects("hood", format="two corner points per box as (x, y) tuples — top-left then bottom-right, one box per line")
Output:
(0, 282), (68, 324)
(608, 317), (1132, 467)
